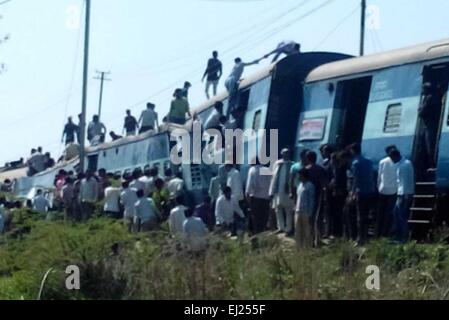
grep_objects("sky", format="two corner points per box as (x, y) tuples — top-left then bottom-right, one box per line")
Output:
(1, 0), (449, 165)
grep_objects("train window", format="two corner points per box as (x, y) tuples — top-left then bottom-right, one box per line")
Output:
(190, 164), (203, 189)
(248, 78), (271, 111)
(197, 107), (214, 125)
(383, 103), (402, 133)
(253, 110), (262, 130)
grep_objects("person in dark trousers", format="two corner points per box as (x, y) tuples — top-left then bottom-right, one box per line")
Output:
(138, 103), (158, 133)
(202, 51), (223, 99)
(304, 151), (329, 245)
(328, 150), (350, 238)
(348, 143), (376, 246)
(246, 162), (271, 235)
(390, 149), (415, 243)
(376, 145), (399, 238)
(418, 82), (441, 169)
(123, 109), (139, 136)
(62, 116), (79, 145)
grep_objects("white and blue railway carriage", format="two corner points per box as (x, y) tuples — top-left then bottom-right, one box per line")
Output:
(183, 51), (352, 202)
(297, 38), (449, 229)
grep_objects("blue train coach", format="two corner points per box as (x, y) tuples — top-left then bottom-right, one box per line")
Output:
(297, 38), (449, 235)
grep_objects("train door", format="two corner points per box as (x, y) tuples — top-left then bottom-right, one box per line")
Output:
(333, 76), (373, 148)
(414, 63), (449, 178)
(87, 154), (98, 172)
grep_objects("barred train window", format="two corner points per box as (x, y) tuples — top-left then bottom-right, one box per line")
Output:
(383, 103), (402, 133)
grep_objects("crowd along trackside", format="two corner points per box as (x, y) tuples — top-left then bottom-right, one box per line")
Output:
(7, 38), (449, 239)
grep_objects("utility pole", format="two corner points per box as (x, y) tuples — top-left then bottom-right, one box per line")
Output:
(79, 0), (91, 173)
(93, 70), (111, 120)
(360, 0), (367, 56)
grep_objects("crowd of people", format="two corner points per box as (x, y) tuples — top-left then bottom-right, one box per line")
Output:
(4, 40), (422, 249)
(1, 139), (417, 251)
(25, 146), (56, 177)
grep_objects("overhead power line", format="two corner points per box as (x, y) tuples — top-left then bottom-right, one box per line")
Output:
(0, 0), (13, 6)
(313, 5), (360, 51)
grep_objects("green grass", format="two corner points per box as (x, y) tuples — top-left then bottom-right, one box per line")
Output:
(0, 208), (449, 300)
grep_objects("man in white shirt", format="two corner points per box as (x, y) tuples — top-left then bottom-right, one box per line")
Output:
(269, 148), (295, 235)
(120, 181), (138, 232)
(134, 190), (158, 232)
(103, 184), (121, 219)
(79, 171), (98, 221)
(225, 164), (244, 202)
(169, 197), (188, 236)
(246, 163), (272, 234)
(167, 173), (185, 199)
(183, 207), (208, 252)
(215, 186), (245, 236)
(87, 115), (107, 144)
(138, 103), (158, 134)
(376, 145), (399, 237)
(32, 189), (51, 214)
(390, 149), (415, 242)
(129, 171), (145, 193)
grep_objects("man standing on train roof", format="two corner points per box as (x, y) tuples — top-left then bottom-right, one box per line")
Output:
(168, 88), (191, 125)
(181, 82), (192, 101)
(263, 41), (301, 63)
(202, 51), (223, 99)
(138, 103), (159, 134)
(419, 82), (441, 169)
(87, 115), (107, 144)
(61, 116), (79, 145)
(123, 109), (139, 136)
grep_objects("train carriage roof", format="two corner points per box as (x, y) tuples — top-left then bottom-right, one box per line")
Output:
(0, 167), (27, 181)
(306, 38), (449, 83)
(189, 51), (352, 121)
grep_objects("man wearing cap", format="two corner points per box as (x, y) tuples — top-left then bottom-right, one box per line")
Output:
(202, 51), (223, 99)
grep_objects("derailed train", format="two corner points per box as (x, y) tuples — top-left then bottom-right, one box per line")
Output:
(9, 38), (449, 236)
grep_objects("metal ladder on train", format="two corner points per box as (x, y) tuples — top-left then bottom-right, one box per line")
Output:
(408, 172), (438, 240)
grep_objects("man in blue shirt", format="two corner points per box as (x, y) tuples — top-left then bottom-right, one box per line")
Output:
(349, 143), (376, 245)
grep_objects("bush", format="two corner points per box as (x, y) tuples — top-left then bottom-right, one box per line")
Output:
(1, 209), (449, 300)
